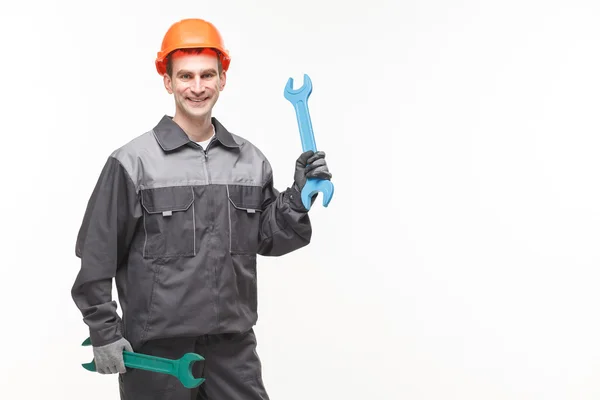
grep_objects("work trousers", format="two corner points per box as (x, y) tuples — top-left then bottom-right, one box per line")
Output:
(118, 328), (270, 400)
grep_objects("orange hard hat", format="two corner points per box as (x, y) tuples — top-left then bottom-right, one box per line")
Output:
(155, 18), (231, 75)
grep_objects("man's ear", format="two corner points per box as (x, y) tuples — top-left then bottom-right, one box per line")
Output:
(163, 74), (173, 94)
(219, 71), (227, 91)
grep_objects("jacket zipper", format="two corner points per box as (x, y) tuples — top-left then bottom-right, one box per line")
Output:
(202, 142), (211, 184)
(201, 140), (219, 326)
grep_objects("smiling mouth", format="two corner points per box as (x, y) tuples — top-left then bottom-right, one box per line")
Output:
(187, 96), (209, 104)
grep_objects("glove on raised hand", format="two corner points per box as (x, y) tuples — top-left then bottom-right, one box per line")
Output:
(289, 150), (332, 211)
(93, 337), (133, 374)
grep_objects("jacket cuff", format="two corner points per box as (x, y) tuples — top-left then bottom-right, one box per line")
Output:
(285, 185), (309, 213)
(89, 323), (122, 347)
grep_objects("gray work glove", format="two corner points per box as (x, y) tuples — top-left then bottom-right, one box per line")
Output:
(289, 150), (332, 211)
(93, 337), (133, 374)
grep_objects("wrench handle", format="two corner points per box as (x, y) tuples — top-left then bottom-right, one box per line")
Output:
(122, 351), (178, 376)
(293, 99), (318, 153)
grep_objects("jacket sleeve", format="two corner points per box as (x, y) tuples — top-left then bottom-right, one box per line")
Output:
(71, 155), (141, 347)
(257, 165), (312, 257)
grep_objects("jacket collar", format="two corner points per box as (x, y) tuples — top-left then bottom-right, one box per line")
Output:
(152, 115), (241, 151)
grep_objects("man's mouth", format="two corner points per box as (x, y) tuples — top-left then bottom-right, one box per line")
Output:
(187, 96), (209, 104)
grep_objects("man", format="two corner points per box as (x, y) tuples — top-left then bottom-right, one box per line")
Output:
(71, 18), (332, 399)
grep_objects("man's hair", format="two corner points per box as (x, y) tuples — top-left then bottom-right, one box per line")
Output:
(165, 48), (224, 77)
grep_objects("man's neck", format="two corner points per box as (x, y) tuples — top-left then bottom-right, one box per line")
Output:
(173, 113), (214, 142)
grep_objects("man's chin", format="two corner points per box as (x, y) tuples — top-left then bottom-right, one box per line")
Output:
(182, 105), (211, 119)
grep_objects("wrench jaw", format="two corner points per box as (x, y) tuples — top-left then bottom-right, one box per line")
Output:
(178, 353), (206, 389)
(301, 178), (334, 210)
(81, 337), (96, 371)
(283, 74), (313, 102)
(81, 360), (96, 372)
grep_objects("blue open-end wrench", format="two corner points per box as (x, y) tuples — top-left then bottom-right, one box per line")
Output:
(283, 74), (334, 210)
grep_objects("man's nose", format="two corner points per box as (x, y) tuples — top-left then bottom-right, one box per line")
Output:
(190, 77), (204, 94)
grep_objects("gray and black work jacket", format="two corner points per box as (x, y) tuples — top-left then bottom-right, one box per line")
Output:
(71, 115), (312, 349)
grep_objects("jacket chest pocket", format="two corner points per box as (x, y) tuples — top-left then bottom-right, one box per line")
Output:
(227, 185), (263, 255)
(141, 186), (196, 259)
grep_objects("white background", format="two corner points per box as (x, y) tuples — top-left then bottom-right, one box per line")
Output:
(1, 0), (600, 399)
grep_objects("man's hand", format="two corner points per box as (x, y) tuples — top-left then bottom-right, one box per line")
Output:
(294, 150), (332, 191)
(92, 337), (133, 374)
(289, 150), (332, 211)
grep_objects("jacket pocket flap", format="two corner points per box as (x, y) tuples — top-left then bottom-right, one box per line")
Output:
(141, 186), (194, 214)
(227, 185), (262, 212)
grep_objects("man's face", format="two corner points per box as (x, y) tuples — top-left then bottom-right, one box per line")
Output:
(163, 51), (226, 121)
